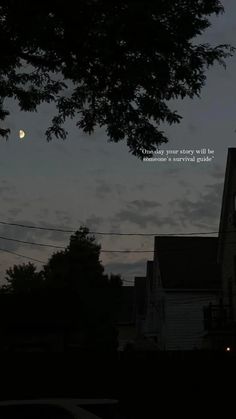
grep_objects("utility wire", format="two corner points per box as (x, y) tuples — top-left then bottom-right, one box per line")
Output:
(0, 235), (64, 249)
(1, 234), (236, 253)
(0, 247), (137, 278)
(0, 247), (134, 281)
(0, 248), (135, 283)
(0, 235), (153, 252)
(0, 220), (219, 236)
(0, 248), (46, 264)
(0, 221), (74, 234)
(0, 235), (151, 252)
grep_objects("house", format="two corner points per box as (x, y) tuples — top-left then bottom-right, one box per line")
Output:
(141, 147), (236, 352)
(142, 237), (221, 350)
(218, 147), (236, 315)
(203, 148), (236, 350)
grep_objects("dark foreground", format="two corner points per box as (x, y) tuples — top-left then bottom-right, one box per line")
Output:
(0, 352), (234, 416)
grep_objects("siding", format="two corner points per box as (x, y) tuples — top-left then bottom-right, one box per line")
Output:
(162, 291), (219, 350)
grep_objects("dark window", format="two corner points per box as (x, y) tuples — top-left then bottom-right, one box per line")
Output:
(0, 404), (75, 419)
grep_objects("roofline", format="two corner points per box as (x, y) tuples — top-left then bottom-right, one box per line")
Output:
(154, 236), (218, 251)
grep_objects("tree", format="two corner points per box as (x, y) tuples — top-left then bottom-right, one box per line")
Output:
(43, 227), (111, 291)
(1, 262), (44, 294)
(0, 227), (123, 351)
(0, 1), (234, 157)
(42, 228), (122, 350)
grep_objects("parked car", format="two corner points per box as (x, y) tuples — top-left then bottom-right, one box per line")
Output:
(0, 398), (120, 419)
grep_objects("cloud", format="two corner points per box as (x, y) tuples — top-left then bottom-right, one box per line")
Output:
(114, 210), (157, 228)
(95, 180), (112, 199)
(127, 199), (162, 211)
(0, 216), (71, 254)
(115, 184), (126, 196)
(52, 142), (71, 156)
(114, 208), (178, 229)
(188, 123), (198, 133)
(135, 184), (145, 191)
(104, 259), (147, 281)
(0, 180), (16, 196)
(169, 182), (223, 229)
(113, 198), (179, 229)
(35, 220), (71, 243)
(210, 164), (225, 180)
(95, 180), (127, 199)
(39, 208), (49, 218)
(112, 181), (224, 232)
(0, 219), (40, 252)
(8, 208), (22, 217)
(54, 209), (72, 225)
(84, 215), (104, 230)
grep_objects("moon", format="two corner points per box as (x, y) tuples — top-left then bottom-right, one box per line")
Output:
(19, 130), (26, 139)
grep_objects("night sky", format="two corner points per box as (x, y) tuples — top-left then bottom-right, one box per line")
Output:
(0, 0), (236, 284)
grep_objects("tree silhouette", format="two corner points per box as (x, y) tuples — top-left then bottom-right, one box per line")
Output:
(0, 1), (234, 157)
(0, 227), (122, 351)
(43, 228), (108, 293)
(1, 262), (44, 294)
(42, 228), (122, 349)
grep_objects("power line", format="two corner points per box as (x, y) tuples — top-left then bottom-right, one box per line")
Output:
(0, 248), (135, 283)
(0, 220), (219, 236)
(0, 248), (46, 264)
(0, 234), (153, 252)
(0, 235), (64, 249)
(0, 233), (220, 253)
(2, 233), (236, 253)
(0, 247), (136, 278)
(0, 221), (74, 234)
(0, 234), (151, 252)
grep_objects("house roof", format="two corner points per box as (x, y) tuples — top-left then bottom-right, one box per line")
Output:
(154, 236), (220, 289)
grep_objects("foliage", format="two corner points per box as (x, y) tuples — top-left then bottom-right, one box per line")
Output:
(0, 0), (234, 157)
(42, 227), (107, 292)
(1, 262), (44, 294)
(0, 227), (123, 350)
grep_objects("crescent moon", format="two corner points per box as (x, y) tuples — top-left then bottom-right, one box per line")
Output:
(19, 130), (26, 139)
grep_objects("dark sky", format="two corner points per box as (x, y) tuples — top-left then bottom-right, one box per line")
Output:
(0, 0), (235, 284)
